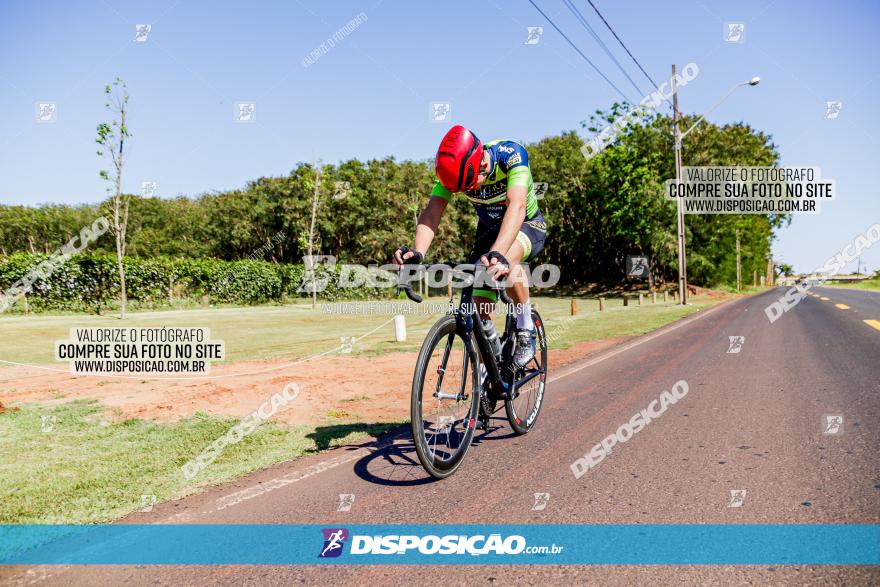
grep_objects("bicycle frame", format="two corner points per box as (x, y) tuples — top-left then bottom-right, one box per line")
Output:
(398, 262), (545, 404)
(454, 282), (514, 402)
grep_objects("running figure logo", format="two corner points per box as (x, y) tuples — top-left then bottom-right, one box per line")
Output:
(319, 528), (349, 558)
(724, 22), (745, 43)
(727, 336), (745, 354)
(626, 255), (649, 279)
(430, 102), (451, 122)
(36, 103), (57, 123)
(534, 182), (549, 200)
(337, 494), (355, 512)
(824, 101), (843, 120)
(823, 415), (843, 435)
(524, 27), (544, 45)
(728, 489), (746, 508)
(134, 24), (151, 43)
(532, 492), (550, 511)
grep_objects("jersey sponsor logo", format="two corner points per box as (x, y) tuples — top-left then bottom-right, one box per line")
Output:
(525, 219), (547, 231)
(481, 205), (505, 220)
(468, 181), (507, 202)
(507, 153), (522, 166)
(497, 144), (514, 154)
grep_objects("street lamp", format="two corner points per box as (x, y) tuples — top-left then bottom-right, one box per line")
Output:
(672, 71), (760, 304)
(680, 77), (761, 141)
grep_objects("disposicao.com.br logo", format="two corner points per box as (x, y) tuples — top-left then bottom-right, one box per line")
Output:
(318, 528), (563, 557)
(318, 528), (349, 558)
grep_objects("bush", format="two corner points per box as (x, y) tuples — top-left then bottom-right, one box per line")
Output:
(0, 253), (394, 314)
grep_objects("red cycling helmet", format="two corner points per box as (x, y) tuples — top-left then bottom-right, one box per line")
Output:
(435, 125), (484, 192)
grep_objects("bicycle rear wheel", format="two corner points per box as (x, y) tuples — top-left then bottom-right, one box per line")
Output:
(411, 315), (480, 478)
(505, 309), (548, 435)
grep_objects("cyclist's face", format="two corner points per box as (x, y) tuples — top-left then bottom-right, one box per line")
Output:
(475, 150), (491, 188)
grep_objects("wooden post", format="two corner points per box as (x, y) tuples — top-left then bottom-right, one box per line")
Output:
(663, 291), (668, 303)
(735, 228), (742, 292)
(652, 292), (656, 304)
(638, 293), (643, 306)
(599, 297), (605, 311)
(753, 270), (758, 287)
(623, 295), (629, 307)
(570, 299), (577, 316)
(673, 290), (679, 303)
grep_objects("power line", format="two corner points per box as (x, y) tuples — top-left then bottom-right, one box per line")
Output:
(526, 0), (635, 103)
(584, 0), (669, 106)
(562, 0), (645, 96)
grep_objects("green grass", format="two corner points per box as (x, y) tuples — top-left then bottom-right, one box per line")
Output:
(0, 400), (400, 524)
(824, 277), (880, 292)
(537, 296), (723, 350)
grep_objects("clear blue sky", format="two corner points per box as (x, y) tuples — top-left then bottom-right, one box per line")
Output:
(1, 0), (877, 274)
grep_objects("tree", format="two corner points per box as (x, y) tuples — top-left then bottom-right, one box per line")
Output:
(96, 78), (133, 318)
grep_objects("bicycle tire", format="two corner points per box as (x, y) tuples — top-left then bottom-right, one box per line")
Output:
(505, 309), (548, 435)
(411, 315), (481, 478)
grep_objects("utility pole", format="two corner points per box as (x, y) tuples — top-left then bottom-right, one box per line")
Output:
(672, 64), (688, 305)
(736, 228), (741, 292)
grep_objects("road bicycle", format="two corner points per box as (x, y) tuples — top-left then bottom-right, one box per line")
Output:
(397, 262), (548, 479)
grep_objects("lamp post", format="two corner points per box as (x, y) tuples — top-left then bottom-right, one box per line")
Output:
(671, 68), (760, 304)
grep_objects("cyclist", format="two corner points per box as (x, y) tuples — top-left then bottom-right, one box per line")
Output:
(394, 125), (547, 368)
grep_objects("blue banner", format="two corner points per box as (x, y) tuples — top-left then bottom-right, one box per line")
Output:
(1, 524), (878, 565)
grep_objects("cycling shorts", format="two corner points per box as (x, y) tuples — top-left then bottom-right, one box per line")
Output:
(468, 211), (547, 301)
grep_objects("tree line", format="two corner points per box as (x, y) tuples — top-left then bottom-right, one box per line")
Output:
(0, 107), (787, 290)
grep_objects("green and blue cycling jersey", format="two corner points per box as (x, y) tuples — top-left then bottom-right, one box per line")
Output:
(431, 139), (541, 229)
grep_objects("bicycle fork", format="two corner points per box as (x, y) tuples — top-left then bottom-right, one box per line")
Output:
(432, 332), (467, 401)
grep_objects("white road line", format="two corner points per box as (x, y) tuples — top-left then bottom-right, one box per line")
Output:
(549, 299), (734, 384)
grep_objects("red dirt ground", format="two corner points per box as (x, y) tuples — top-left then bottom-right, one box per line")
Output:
(0, 337), (629, 427)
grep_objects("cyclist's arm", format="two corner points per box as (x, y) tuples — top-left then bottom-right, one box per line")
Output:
(413, 195), (448, 256)
(489, 184), (526, 255)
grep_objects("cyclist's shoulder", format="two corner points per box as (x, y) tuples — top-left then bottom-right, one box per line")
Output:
(486, 139), (529, 169)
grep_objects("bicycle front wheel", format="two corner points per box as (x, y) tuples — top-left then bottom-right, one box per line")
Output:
(411, 315), (481, 479)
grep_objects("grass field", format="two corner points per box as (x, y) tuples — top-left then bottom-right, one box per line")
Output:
(0, 293), (727, 366)
(0, 400), (399, 524)
(824, 277), (880, 292)
(0, 291), (737, 524)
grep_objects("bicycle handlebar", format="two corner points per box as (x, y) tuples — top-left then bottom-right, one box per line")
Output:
(395, 262), (512, 305)
(397, 281), (423, 303)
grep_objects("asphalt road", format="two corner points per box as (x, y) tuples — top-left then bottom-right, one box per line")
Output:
(4, 287), (879, 586)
